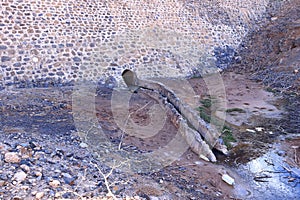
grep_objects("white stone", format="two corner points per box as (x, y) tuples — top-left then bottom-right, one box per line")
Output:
(13, 171), (27, 182)
(49, 180), (60, 187)
(255, 127), (264, 132)
(149, 197), (159, 200)
(246, 129), (256, 133)
(79, 142), (88, 148)
(271, 17), (278, 21)
(4, 152), (21, 163)
(35, 192), (44, 199)
(32, 57), (39, 63)
(222, 174), (235, 186)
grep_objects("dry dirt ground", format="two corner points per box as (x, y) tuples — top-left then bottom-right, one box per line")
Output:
(1, 69), (299, 199)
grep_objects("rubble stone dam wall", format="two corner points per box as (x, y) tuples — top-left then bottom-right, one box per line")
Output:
(0, 0), (288, 88)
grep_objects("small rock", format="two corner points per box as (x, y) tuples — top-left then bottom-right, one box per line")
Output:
(79, 142), (88, 148)
(5, 152), (21, 163)
(255, 127), (264, 132)
(54, 169), (61, 173)
(149, 197), (159, 200)
(0, 143), (10, 152)
(21, 185), (29, 190)
(35, 171), (43, 177)
(0, 180), (5, 186)
(126, 196), (131, 200)
(62, 173), (76, 185)
(271, 17), (278, 21)
(49, 180), (60, 187)
(32, 57), (39, 63)
(73, 57), (81, 62)
(1, 56), (11, 62)
(29, 178), (37, 185)
(62, 192), (73, 199)
(20, 164), (30, 172)
(222, 174), (235, 186)
(194, 161), (203, 165)
(35, 192), (44, 199)
(0, 45), (7, 50)
(13, 171), (27, 182)
(277, 150), (286, 156)
(246, 129), (256, 133)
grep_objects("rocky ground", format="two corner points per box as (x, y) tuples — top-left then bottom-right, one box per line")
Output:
(0, 70), (299, 199)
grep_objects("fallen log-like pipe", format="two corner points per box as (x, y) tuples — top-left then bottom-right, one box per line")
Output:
(140, 88), (217, 162)
(122, 69), (220, 147)
(121, 69), (222, 162)
(139, 80), (220, 147)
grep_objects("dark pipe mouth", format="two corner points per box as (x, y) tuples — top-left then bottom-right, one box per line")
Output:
(121, 69), (139, 91)
(121, 69), (133, 76)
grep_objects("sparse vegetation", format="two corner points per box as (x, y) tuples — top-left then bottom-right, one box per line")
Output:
(226, 108), (246, 113)
(198, 97), (236, 149)
(200, 98), (212, 108)
(197, 106), (211, 123)
(265, 87), (277, 93)
(222, 126), (236, 148)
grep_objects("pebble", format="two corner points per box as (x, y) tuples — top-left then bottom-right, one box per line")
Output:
(222, 174), (235, 186)
(13, 171), (27, 182)
(20, 164), (30, 172)
(255, 127), (264, 132)
(35, 192), (45, 199)
(4, 152), (21, 163)
(79, 142), (88, 148)
(35, 171), (43, 177)
(271, 17), (278, 21)
(0, 142), (10, 152)
(0, 180), (5, 186)
(62, 173), (76, 185)
(21, 185), (29, 190)
(246, 129), (256, 133)
(277, 150), (286, 156)
(32, 57), (39, 63)
(49, 180), (61, 187)
(149, 197), (159, 200)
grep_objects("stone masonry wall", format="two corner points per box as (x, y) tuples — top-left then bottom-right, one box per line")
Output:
(0, 0), (287, 88)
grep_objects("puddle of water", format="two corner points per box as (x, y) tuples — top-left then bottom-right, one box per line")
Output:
(235, 147), (300, 200)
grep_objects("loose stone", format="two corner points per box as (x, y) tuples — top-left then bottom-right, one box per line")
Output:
(4, 152), (21, 163)
(13, 171), (27, 182)
(35, 192), (45, 199)
(49, 180), (61, 187)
